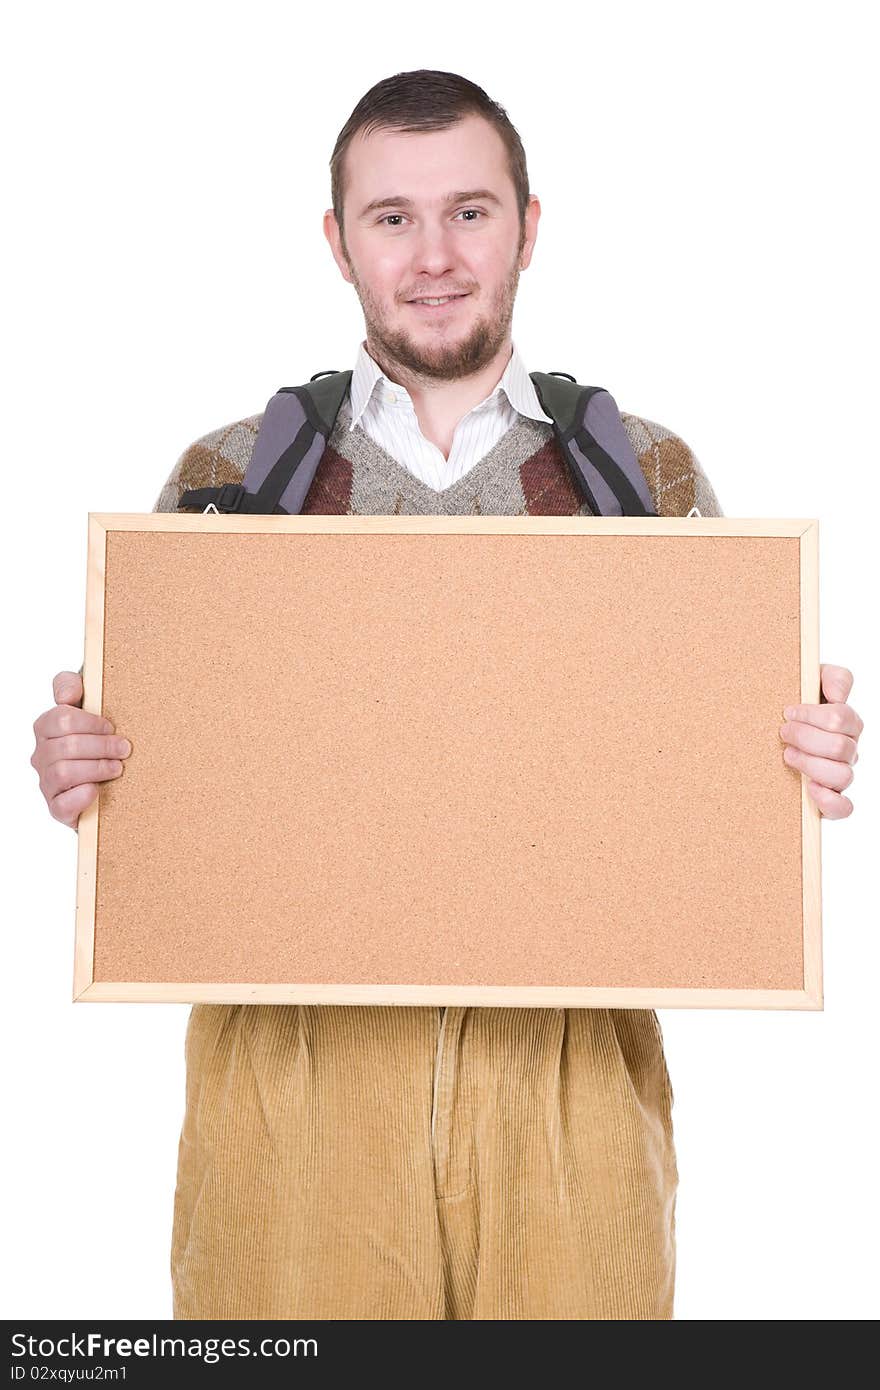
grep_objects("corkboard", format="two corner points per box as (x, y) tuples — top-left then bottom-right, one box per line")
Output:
(74, 514), (822, 1009)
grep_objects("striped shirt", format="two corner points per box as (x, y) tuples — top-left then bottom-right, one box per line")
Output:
(348, 338), (554, 493)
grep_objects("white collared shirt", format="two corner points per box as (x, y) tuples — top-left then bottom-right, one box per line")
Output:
(348, 339), (554, 492)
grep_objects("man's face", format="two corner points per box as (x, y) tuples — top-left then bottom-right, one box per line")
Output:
(324, 113), (540, 382)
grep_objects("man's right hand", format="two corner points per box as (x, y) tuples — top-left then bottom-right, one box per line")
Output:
(31, 671), (132, 830)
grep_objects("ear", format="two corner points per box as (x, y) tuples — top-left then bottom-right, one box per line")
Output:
(323, 209), (355, 286)
(519, 195), (541, 271)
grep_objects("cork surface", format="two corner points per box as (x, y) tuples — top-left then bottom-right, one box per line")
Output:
(90, 522), (808, 993)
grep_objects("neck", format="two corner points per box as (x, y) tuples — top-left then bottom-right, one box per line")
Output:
(363, 336), (514, 459)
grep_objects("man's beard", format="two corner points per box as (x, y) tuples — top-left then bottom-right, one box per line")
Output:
(342, 239), (524, 384)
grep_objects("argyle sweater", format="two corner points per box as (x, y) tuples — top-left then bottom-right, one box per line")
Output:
(152, 388), (724, 519)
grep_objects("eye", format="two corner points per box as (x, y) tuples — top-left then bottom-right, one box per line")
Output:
(377, 209), (485, 227)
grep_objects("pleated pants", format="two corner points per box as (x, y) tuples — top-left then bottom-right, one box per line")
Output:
(170, 1003), (679, 1320)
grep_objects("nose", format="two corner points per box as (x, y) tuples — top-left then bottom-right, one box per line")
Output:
(408, 220), (459, 282)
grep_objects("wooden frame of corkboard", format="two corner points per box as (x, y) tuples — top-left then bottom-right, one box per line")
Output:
(74, 513), (821, 1010)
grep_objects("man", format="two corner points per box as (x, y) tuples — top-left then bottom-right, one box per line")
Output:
(31, 70), (863, 1319)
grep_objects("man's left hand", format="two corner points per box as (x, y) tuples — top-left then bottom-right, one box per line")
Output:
(779, 663), (863, 819)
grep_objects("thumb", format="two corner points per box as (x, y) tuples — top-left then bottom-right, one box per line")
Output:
(820, 663), (854, 705)
(53, 670), (83, 707)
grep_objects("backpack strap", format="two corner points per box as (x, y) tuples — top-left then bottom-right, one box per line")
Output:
(177, 370), (353, 514)
(178, 365), (657, 517)
(530, 371), (657, 516)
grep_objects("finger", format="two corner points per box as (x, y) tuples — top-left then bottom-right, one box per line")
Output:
(43, 757), (125, 797)
(782, 701), (863, 740)
(779, 719), (858, 764)
(806, 778), (854, 820)
(820, 664), (854, 704)
(782, 744), (856, 793)
(53, 671), (84, 707)
(42, 732), (131, 763)
(34, 705), (114, 740)
(48, 781), (99, 828)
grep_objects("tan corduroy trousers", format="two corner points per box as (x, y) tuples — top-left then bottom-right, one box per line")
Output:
(170, 1003), (679, 1320)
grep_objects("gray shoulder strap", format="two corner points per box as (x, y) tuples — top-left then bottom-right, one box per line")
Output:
(530, 372), (657, 516)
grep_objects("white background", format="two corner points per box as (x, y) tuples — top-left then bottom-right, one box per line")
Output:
(4, 0), (877, 1321)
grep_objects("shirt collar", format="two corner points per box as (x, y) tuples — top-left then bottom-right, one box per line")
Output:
(348, 338), (554, 430)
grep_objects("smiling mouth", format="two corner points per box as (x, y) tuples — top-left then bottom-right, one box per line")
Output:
(407, 293), (470, 311)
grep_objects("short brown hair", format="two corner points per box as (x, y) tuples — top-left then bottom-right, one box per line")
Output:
(330, 70), (530, 249)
